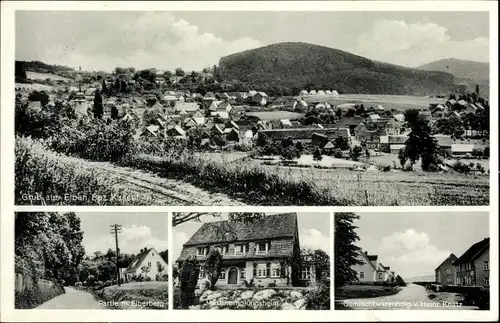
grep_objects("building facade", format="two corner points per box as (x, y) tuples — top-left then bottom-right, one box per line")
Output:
(176, 213), (311, 287)
(454, 238), (489, 287)
(435, 253), (458, 286)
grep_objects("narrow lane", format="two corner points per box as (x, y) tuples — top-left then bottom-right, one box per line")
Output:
(36, 287), (105, 309)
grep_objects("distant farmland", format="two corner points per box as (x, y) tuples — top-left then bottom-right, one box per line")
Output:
(246, 111), (304, 120)
(302, 94), (447, 111)
(26, 71), (71, 82)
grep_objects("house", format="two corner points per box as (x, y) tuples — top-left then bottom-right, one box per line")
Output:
(434, 134), (453, 152)
(316, 90), (326, 96)
(166, 125), (186, 138)
(308, 90), (317, 95)
(258, 128), (352, 146)
(451, 144), (475, 156)
(204, 92), (216, 101)
(325, 90), (332, 95)
(352, 250), (389, 283)
(176, 213), (308, 287)
(174, 102), (199, 114)
(435, 253), (458, 286)
(323, 141), (335, 154)
(446, 99), (457, 109)
(331, 90), (339, 96)
(225, 128), (240, 142)
(141, 125), (161, 138)
(217, 101), (233, 113)
(299, 90), (309, 96)
(123, 248), (168, 282)
(388, 135), (408, 154)
(252, 92), (268, 106)
(454, 238), (489, 287)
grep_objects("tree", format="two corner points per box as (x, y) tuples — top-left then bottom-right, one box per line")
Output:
(395, 275), (407, 287)
(110, 105), (119, 120)
(157, 262), (165, 273)
(92, 90), (104, 119)
(405, 116), (441, 171)
(350, 145), (362, 161)
(28, 91), (50, 106)
(175, 68), (185, 77)
(102, 79), (107, 96)
(313, 148), (323, 162)
(179, 256), (200, 308)
(398, 148), (408, 169)
(334, 213), (363, 288)
(256, 132), (269, 147)
(364, 148), (370, 161)
(140, 265), (151, 276)
(203, 250), (223, 290)
(334, 136), (349, 151)
(15, 61), (27, 82)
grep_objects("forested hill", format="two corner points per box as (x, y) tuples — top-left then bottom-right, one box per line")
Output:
(418, 58), (489, 83)
(218, 42), (457, 95)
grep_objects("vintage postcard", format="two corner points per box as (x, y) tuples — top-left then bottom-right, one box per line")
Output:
(1, 0), (498, 322)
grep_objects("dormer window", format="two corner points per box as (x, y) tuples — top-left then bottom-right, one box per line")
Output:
(234, 244), (246, 255)
(257, 242), (269, 254)
(197, 247), (207, 257)
(215, 245), (228, 255)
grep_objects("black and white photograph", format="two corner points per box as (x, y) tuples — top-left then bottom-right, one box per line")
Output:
(172, 212), (330, 310)
(14, 10), (490, 206)
(14, 212), (169, 310)
(334, 211), (490, 310)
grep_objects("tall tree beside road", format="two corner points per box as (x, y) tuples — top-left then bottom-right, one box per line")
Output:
(334, 213), (363, 288)
(92, 90), (103, 119)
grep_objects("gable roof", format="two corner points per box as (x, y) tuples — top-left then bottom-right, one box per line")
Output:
(435, 253), (458, 271)
(125, 248), (154, 273)
(183, 213), (297, 246)
(175, 102), (199, 112)
(359, 251), (377, 271)
(454, 238), (489, 265)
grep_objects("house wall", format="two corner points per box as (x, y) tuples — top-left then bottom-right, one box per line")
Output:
(455, 262), (475, 286)
(474, 248), (489, 287)
(436, 262), (456, 286)
(352, 256), (376, 283)
(130, 250), (168, 280)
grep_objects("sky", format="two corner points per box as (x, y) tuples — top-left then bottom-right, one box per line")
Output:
(78, 212), (168, 256)
(15, 11), (489, 72)
(352, 212), (489, 279)
(172, 212), (330, 261)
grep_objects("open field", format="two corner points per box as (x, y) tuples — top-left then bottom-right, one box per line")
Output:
(26, 71), (71, 82)
(302, 94), (447, 110)
(125, 152), (489, 206)
(255, 154), (363, 168)
(246, 111), (305, 120)
(370, 153), (490, 171)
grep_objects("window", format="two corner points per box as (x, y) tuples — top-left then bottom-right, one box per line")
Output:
(152, 253), (154, 256)
(156, 261), (161, 267)
(484, 277), (489, 287)
(235, 245), (245, 255)
(253, 263), (257, 277)
(240, 269), (246, 279)
(219, 269), (226, 280)
(197, 247), (206, 256)
(446, 269), (451, 275)
(378, 272), (384, 279)
(148, 262), (151, 267)
(199, 266), (204, 279)
(484, 261), (489, 270)
(266, 262), (271, 277)
(447, 277), (452, 283)
(301, 266), (311, 280)
(257, 264), (266, 278)
(359, 272), (365, 279)
(257, 242), (268, 254)
(272, 268), (280, 278)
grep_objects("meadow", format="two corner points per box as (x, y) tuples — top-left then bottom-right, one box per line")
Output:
(302, 94), (447, 110)
(26, 71), (71, 82)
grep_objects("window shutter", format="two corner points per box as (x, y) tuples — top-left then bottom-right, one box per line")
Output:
(253, 263), (257, 277)
(266, 262), (271, 277)
(280, 262), (286, 277)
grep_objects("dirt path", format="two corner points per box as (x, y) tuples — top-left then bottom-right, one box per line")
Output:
(81, 160), (247, 206)
(339, 284), (477, 310)
(36, 287), (105, 309)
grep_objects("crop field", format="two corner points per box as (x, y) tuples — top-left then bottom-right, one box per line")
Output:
(302, 94), (447, 110)
(126, 152), (489, 206)
(245, 111), (305, 120)
(15, 83), (55, 91)
(26, 71), (71, 82)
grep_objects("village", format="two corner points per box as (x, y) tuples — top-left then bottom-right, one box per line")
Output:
(16, 64), (490, 173)
(335, 212), (490, 311)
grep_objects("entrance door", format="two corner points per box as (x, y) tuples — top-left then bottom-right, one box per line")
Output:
(228, 268), (238, 284)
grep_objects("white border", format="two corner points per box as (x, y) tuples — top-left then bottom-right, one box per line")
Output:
(1, 1), (499, 322)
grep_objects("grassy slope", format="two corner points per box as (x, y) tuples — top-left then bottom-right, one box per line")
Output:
(219, 42), (456, 95)
(335, 285), (402, 300)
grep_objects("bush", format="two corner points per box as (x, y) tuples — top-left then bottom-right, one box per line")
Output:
(378, 165), (391, 172)
(306, 276), (330, 310)
(267, 281), (277, 288)
(244, 278), (255, 287)
(333, 148), (342, 158)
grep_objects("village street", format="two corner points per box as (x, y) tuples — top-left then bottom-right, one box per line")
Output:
(36, 287), (105, 309)
(338, 283), (477, 310)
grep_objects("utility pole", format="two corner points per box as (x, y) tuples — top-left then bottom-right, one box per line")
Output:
(110, 224), (123, 286)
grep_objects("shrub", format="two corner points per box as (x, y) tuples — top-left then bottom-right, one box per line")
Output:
(333, 148), (342, 158)
(204, 250), (223, 290)
(244, 278), (255, 287)
(267, 281), (277, 288)
(179, 256), (200, 309)
(350, 146), (362, 161)
(378, 165), (391, 172)
(306, 276), (330, 310)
